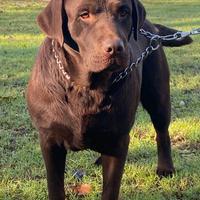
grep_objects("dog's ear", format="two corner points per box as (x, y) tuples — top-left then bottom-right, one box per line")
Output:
(37, 0), (64, 46)
(37, 0), (78, 50)
(132, 0), (146, 40)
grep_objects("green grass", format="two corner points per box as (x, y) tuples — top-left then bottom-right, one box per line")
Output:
(0, 0), (200, 199)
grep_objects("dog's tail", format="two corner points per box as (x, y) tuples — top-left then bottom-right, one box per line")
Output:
(154, 24), (193, 47)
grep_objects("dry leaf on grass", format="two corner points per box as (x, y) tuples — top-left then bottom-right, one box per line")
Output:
(69, 184), (92, 196)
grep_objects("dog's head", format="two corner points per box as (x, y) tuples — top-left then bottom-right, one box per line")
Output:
(37, 0), (146, 73)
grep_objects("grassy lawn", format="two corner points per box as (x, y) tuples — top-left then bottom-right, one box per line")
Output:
(0, 0), (200, 199)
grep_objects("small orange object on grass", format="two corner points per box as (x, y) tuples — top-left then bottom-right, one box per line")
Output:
(70, 184), (92, 196)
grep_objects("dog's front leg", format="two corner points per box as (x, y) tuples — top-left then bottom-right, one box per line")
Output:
(101, 135), (129, 200)
(39, 133), (67, 200)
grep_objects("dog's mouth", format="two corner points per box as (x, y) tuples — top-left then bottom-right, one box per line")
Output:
(88, 54), (129, 73)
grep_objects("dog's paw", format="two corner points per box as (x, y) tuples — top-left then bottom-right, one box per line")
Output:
(156, 167), (175, 178)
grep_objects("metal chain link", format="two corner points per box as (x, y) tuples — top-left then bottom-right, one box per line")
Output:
(112, 28), (200, 84)
(52, 40), (71, 81)
(140, 28), (200, 41)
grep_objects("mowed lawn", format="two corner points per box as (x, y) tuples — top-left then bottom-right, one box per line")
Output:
(0, 0), (200, 199)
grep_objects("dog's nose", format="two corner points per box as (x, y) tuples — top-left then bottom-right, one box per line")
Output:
(103, 39), (125, 55)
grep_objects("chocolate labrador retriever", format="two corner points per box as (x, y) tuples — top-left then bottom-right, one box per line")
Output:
(26, 0), (192, 199)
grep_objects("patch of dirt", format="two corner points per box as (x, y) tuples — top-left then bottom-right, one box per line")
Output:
(13, 126), (29, 136)
(172, 135), (200, 155)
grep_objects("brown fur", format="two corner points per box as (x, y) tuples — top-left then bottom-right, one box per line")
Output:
(26, 0), (191, 199)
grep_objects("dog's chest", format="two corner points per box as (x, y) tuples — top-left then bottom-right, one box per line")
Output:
(67, 87), (111, 116)
(64, 82), (139, 152)
(64, 88), (112, 148)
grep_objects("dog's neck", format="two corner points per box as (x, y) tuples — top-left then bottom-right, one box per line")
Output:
(50, 43), (113, 116)
(62, 43), (90, 87)
(61, 42), (113, 91)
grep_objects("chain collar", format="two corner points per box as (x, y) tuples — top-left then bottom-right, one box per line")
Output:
(51, 37), (152, 86)
(112, 31), (161, 84)
(52, 39), (71, 81)
(112, 27), (200, 84)
(52, 27), (200, 85)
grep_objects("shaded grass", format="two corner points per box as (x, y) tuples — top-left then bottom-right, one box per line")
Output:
(0, 0), (200, 199)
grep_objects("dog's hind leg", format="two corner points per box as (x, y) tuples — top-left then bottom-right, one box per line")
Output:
(39, 132), (67, 200)
(140, 48), (175, 177)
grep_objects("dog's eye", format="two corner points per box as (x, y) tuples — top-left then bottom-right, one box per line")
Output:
(119, 8), (129, 18)
(80, 11), (90, 19)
